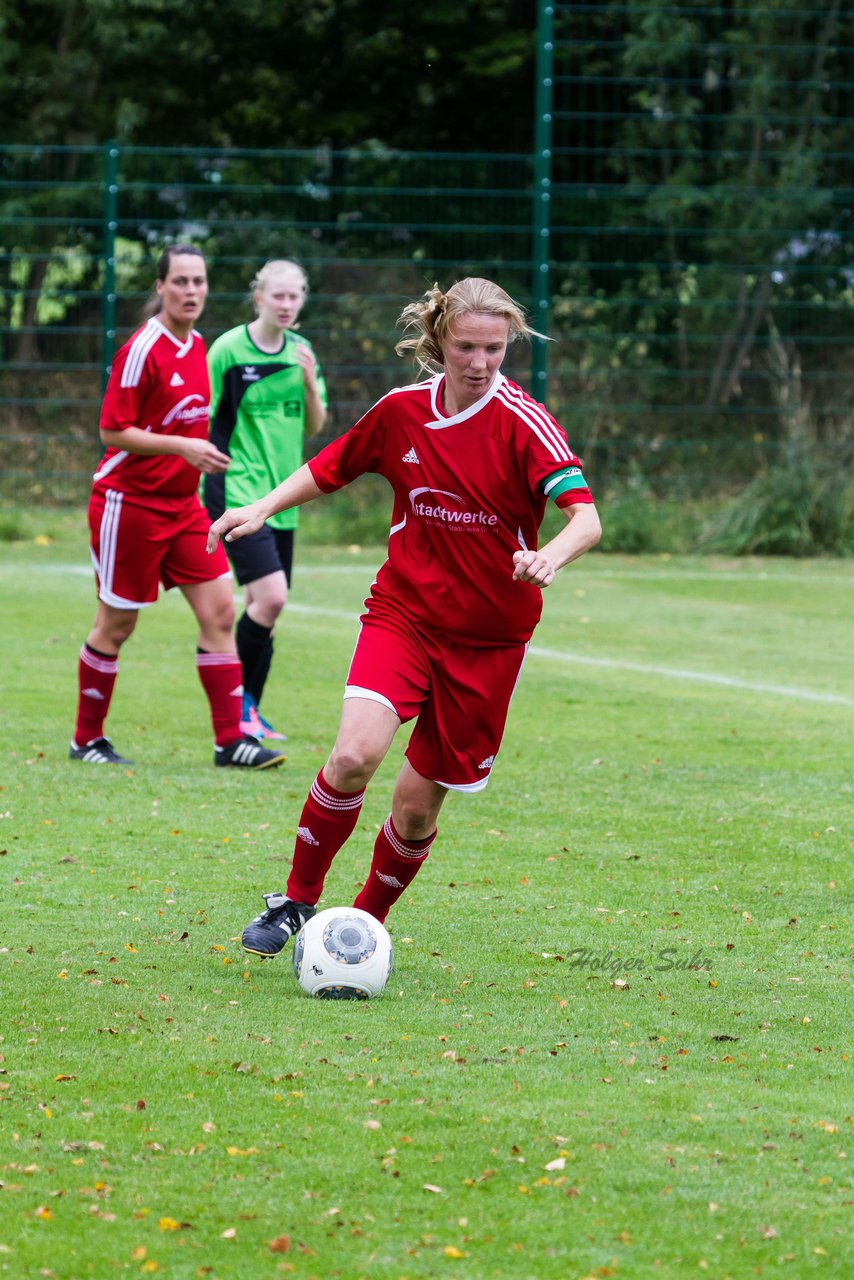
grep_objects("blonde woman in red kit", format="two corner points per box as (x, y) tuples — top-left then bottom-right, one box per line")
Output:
(208, 278), (601, 949)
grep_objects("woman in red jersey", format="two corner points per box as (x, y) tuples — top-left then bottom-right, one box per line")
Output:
(69, 245), (283, 770)
(207, 277), (601, 948)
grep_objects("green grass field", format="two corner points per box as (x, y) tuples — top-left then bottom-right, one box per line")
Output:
(1, 520), (852, 1279)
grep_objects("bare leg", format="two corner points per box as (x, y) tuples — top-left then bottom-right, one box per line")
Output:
(323, 696), (402, 791)
(244, 570), (287, 629)
(390, 759), (449, 838)
(180, 577), (236, 651)
(86, 600), (139, 654)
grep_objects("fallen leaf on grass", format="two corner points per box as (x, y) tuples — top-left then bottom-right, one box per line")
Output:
(268, 1235), (290, 1253)
(444, 1246), (468, 1258)
(422, 1184), (444, 1194)
(220, 1227), (237, 1239)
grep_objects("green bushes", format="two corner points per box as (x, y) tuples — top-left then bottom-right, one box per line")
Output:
(699, 461), (854, 556)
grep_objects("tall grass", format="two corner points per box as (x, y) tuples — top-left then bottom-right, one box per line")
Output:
(701, 326), (854, 556)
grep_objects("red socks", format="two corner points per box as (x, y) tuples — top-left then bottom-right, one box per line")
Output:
(75, 645), (243, 748)
(286, 769), (366, 905)
(73, 644), (118, 746)
(353, 815), (436, 923)
(196, 649), (243, 746)
(284, 776), (436, 922)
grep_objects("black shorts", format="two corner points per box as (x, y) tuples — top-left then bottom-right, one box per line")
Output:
(228, 523), (295, 587)
(205, 482), (294, 587)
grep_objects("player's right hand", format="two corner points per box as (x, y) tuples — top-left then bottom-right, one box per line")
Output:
(206, 504), (266, 552)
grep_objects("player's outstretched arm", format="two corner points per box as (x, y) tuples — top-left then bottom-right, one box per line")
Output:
(512, 502), (602, 588)
(206, 462), (325, 552)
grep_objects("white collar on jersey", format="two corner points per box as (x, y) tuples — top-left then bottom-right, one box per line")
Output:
(426, 370), (506, 429)
(150, 316), (197, 359)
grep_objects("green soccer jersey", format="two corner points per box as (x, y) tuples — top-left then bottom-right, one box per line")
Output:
(206, 325), (328, 531)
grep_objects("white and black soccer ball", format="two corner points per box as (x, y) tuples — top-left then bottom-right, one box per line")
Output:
(293, 906), (393, 1000)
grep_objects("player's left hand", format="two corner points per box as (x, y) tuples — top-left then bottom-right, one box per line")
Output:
(512, 549), (557, 588)
(294, 342), (318, 385)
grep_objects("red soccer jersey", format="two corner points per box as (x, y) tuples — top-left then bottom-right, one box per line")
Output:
(309, 371), (594, 645)
(93, 318), (211, 498)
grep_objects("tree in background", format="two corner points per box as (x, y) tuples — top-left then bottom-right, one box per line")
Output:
(0, 0), (532, 150)
(545, 0), (854, 547)
(2, 0), (853, 550)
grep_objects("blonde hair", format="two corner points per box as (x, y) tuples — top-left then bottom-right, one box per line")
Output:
(249, 259), (308, 310)
(395, 278), (544, 375)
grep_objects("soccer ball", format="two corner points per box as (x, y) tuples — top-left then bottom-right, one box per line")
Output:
(293, 906), (393, 1000)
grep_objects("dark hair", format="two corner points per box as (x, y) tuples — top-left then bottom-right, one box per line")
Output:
(143, 244), (207, 319)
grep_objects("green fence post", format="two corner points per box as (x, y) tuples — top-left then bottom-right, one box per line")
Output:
(532, 0), (554, 398)
(102, 141), (119, 391)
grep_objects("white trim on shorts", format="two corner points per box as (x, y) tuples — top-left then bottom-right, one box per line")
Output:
(434, 773), (492, 793)
(343, 684), (400, 716)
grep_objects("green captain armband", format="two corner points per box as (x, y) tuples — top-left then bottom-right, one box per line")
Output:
(542, 465), (589, 502)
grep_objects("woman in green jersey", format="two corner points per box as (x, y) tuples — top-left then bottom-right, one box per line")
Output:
(205, 260), (328, 740)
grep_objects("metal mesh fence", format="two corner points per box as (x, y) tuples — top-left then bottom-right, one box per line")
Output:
(0, 145), (535, 501)
(2, 1), (853, 507)
(541, 0), (854, 494)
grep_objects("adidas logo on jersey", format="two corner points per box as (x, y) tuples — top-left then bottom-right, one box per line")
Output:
(402, 447), (420, 464)
(242, 366), (260, 381)
(297, 826), (320, 846)
(376, 870), (405, 888)
(478, 755), (495, 770)
(170, 371), (185, 387)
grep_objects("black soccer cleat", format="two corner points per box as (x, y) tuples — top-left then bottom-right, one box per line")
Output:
(242, 893), (316, 957)
(214, 736), (285, 770)
(69, 737), (133, 765)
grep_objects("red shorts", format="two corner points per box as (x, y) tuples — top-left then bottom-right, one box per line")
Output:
(89, 488), (231, 609)
(345, 606), (528, 791)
